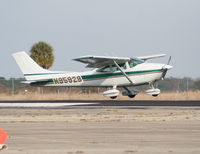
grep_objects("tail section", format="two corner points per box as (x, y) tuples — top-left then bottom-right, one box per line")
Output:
(12, 51), (52, 80)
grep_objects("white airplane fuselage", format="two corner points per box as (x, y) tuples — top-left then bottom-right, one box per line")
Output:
(24, 63), (171, 87)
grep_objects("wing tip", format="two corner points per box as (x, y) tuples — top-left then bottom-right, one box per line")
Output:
(138, 53), (167, 60)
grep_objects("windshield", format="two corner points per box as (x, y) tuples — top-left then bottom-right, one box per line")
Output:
(129, 58), (144, 68)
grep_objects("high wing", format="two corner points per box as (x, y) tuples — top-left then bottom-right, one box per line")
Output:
(137, 54), (166, 61)
(73, 54), (166, 68)
(73, 55), (131, 68)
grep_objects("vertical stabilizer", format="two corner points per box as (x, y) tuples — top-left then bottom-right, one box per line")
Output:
(12, 51), (52, 80)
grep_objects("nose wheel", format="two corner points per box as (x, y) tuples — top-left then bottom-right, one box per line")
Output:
(145, 82), (161, 97)
(110, 96), (118, 99)
(152, 94), (159, 97)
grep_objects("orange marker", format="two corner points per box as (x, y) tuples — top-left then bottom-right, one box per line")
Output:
(0, 128), (7, 150)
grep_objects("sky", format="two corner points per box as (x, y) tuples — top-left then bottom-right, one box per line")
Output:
(0, 0), (200, 78)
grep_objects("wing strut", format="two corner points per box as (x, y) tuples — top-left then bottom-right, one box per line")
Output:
(113, 60), (135, 85)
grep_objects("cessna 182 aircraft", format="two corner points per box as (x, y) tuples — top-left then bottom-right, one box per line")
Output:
(13, 51), (173, 99)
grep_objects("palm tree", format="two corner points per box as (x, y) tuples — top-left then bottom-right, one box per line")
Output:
(30, 41), (54, 69)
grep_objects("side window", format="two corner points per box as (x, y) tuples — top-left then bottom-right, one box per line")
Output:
(111, 66), (118, 72)
(129, 62), (135, 68)
(111, 63), (126, 72)
(98, 66), (111, 72)
(119, 63), (126, 70)
(97, 63), (127, 72)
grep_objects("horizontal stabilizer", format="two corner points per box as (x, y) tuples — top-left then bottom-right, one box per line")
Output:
(21, 80), (51, 86)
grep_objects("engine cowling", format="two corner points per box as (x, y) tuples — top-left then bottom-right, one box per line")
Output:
(102, 89), (120, 98)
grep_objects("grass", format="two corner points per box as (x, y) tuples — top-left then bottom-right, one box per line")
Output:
(0, 90), (199, 100)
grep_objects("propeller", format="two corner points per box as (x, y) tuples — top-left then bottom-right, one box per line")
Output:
(162, 56), (172, 80)
(167, 56), (172, 65)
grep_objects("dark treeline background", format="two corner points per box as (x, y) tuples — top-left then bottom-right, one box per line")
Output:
(0, 77), (199, 95)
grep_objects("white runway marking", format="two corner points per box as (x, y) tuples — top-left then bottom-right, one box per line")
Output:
(0, 103), (97, 108)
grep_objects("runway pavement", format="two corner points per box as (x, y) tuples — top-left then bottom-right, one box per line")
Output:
(0, 100), (200, 108)
(1, 101), (200, 153)
(1, 107), (200, 154)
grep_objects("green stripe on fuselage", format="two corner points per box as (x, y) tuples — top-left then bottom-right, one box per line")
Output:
(24, 69), (162, 82)
(81, 69), (162, 80)
(24, 73), (63, 76)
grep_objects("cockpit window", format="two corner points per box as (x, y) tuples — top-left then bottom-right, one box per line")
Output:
(97, 59), (143, 72)
(119, 63), (126, 69)
(99, 66), (111, 72)
(98, 63), (126, 72)
(129, 58), (144, 68)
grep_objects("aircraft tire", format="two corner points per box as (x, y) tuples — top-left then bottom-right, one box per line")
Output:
(110, 96), (117, 99)
(128, 95), (136, 98)
(152, 94), (159, 97)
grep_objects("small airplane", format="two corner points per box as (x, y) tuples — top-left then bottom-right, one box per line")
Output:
(13, 51), (173, 99)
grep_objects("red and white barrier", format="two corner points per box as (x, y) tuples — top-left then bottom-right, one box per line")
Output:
(0, 129), (7, 150)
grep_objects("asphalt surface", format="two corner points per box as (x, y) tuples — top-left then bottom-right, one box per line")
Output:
(0, 100), (200, 108)
(1, 102), (200, 154)
(1, 107), (200, 154)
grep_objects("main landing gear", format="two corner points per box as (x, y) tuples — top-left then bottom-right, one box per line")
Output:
(128, 95), (136, 98)
(122, 87), (138, 98)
